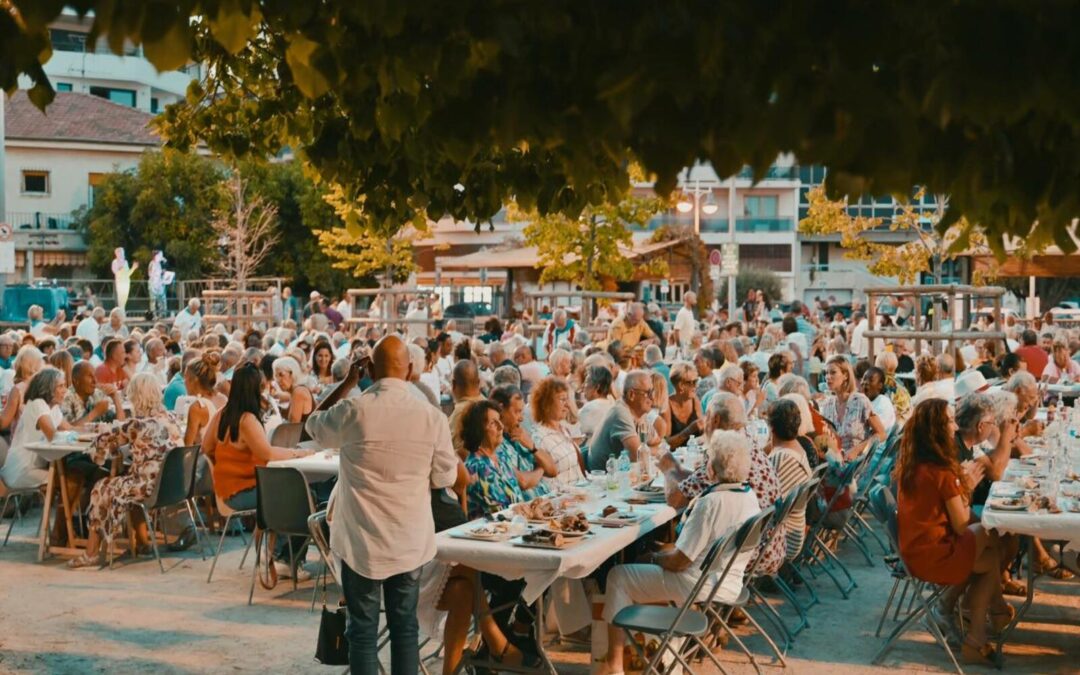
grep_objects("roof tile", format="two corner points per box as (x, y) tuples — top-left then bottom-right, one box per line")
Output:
(3, 91), (159, 146)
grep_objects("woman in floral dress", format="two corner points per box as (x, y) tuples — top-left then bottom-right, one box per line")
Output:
(462, 400), (525, 519)
(68, 373), (181, 568)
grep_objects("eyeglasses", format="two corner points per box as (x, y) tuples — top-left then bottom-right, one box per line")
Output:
(631, 388), (654, 399)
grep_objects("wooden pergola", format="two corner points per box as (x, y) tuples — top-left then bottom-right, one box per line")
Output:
(201, 289), (276, 331)
(864, 284), (1007, 361)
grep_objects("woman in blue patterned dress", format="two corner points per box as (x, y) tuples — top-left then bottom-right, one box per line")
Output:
(462, 400), (525, 519)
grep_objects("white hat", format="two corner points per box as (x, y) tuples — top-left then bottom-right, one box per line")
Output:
(310, 291), (321, 300)
(954, 369), (989, 401)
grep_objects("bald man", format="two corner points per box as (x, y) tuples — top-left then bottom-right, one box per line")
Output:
(448, 359), (484, 457)
(304, 334), (459, 672)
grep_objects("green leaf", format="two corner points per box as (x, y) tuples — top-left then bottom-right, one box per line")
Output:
(142, 14), (192, 72)
(210, 0), (262, 54)
(285, 35), (331, 99)
(26, 80), (56, 111)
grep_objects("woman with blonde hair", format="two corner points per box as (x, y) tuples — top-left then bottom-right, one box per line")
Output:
(874, 350), (911, 421)
(663, 360), (703, 449)
(183, 352), (227, 446)
(47, 349), (75, 389)
(0, 345), (45, 435)
(647, 370), (670, 443)
(67, 373), (184, 568)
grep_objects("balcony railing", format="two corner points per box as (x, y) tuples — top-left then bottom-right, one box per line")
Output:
(736, 218), (794, 232)
(736, 165), (797, 180)
(5, 212), (79, 230)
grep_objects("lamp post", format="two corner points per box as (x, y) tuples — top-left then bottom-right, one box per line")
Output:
(675, 172), (720, 298)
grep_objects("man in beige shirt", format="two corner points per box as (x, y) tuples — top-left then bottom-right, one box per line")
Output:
(607, 302), (657, 350)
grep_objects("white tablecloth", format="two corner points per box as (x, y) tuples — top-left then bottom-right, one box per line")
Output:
(24, 441), (91, 462)
(436, 498), (676, 604)
(267, 451), (340, 481)
(982, 459), (1080, 552)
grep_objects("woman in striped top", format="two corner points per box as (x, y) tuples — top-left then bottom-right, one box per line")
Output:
(767, 398), (812, 560)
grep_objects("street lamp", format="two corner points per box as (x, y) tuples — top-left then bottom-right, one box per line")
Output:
(676, 179), (718, 235)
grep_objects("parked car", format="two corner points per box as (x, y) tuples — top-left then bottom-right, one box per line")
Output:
(443, 302), (494, 319)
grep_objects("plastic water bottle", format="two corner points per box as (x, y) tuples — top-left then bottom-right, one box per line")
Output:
(606, 455), (618, 490)
(618, 450), (632, 490)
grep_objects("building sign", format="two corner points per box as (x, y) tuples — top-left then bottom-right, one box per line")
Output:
(0, 224), (13, 274)
(722, 244), (740, 276)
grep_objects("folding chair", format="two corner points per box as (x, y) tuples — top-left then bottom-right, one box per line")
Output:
(307, 509), (339, 611)
(270, 422), (303, 448)
(249, 466), (316, 605)
(206, 485), (256, 582)
(612, 506), (774, 675)
(1, 478), (40, 547)
(769, 476), (824, 632)
(792, 456), (866, 598)
(868, 484), (964, 674)
(747, 477), (823, 647)
(131, 445), (205, 573)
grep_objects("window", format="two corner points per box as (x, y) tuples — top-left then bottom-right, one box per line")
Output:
(739, 244), (792, 272)
(89, 86), (137, 107)
(56, 82), (73, 92)
(151, 97), (160, 113)
(21, 170), (49, 195)
(744, 195), (778, 218)
(88, 173), (107, 206)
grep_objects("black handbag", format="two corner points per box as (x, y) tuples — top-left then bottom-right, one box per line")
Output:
(314, 571), (349, 666)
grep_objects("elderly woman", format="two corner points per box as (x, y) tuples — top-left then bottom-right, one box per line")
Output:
(98, 307), (130, 342)
(532, 377), (585, 488)
(1045, 340), (1080, 383)
(66, 373), (183, 568)
(461, 400), (526, 518)
(820, 356), (885, 461)
(203, 363), (314, 578)
(597, 430), (761, 675)
(767, 399), (813, 561)
(647, 371), (670, 444)
(663, 360), (703, 449)
(272, 355), (314, 424)
(763, 350), (792, 404)
(1, 367), (71, 491)
(0, 345), (45, 436)
(895, 399), (1011, 664)
(490, 385), (555, 500)
(578, 364), (615, 443)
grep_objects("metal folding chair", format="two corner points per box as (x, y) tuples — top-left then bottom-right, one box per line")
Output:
(867, 484), (964, 674)
(249, 466), (315, 605)
(792, 455), (867, 598)
(1, 478), (40, 547)
(131, 445), (205, 573)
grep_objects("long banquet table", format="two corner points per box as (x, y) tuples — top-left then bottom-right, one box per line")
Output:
(981, 455), (1080, 661)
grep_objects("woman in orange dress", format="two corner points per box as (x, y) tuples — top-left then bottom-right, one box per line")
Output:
(894, 398), (1011, 664)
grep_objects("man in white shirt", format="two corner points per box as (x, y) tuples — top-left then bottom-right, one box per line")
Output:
(173, 298), (202, 338)
(76, 307), (106, 349)
(138, 338), (170, 384)
(849, 311), (869, 359)
(305, 336), (458, 673)
(405, 297), (429, 342)
(672, 291), (697, 358)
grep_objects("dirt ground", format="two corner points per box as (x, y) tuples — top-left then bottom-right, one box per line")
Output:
(0, 511), (1077, 675)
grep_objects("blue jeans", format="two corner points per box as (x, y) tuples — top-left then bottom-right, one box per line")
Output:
(341, 561), (420, 675)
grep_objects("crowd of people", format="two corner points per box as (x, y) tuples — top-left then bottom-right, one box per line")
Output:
(1, 287), (1077, 672)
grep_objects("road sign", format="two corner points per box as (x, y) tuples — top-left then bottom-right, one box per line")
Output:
(708, 248), (722, 266)
(659, 279), (669, 295)
(722, 244), (739, 276)
(0, 223), (12, 241)
(709, 265), (721, 281)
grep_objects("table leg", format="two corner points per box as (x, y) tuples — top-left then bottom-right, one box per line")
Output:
(56, 460), (77, 548)
(36, 461), (57, 562)
(532, 594), (558, 675)
(996, 535), (1037, 661)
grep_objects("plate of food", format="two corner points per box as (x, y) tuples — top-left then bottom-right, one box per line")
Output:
(987, 497), (1030, 511)
(512, 497), (561, 522)
(452, 522), (514, 541)
(514, 530), (583, 550)
(989, 485), (1025, 499)
(630, 483), (666, 502)
(591, 505), (646, 527)
(539, 512), (591, 537)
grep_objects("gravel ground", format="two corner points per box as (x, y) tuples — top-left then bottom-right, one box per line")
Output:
(0, 509), (1077, 674)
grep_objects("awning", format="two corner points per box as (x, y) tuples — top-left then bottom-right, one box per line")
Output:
(415, 269), (507, 286)
(16, 250), (88, 268)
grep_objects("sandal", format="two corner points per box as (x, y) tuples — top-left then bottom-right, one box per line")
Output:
(990, 604), (1016, 636)
(1034, 557), (1075, 580)
(66, 552), (102, 569)
(1001, 576), (1027, 596)
(960, 638), (997, 666)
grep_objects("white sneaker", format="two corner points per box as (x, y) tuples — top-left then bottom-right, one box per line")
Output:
(274, 561), (313, 582)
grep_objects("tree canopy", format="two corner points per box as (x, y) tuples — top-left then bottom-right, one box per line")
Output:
(6, 1), (1080, 254)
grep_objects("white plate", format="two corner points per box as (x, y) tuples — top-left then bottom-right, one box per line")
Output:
(538, 525), (590, 538)
(987, 498), (1028, 511)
